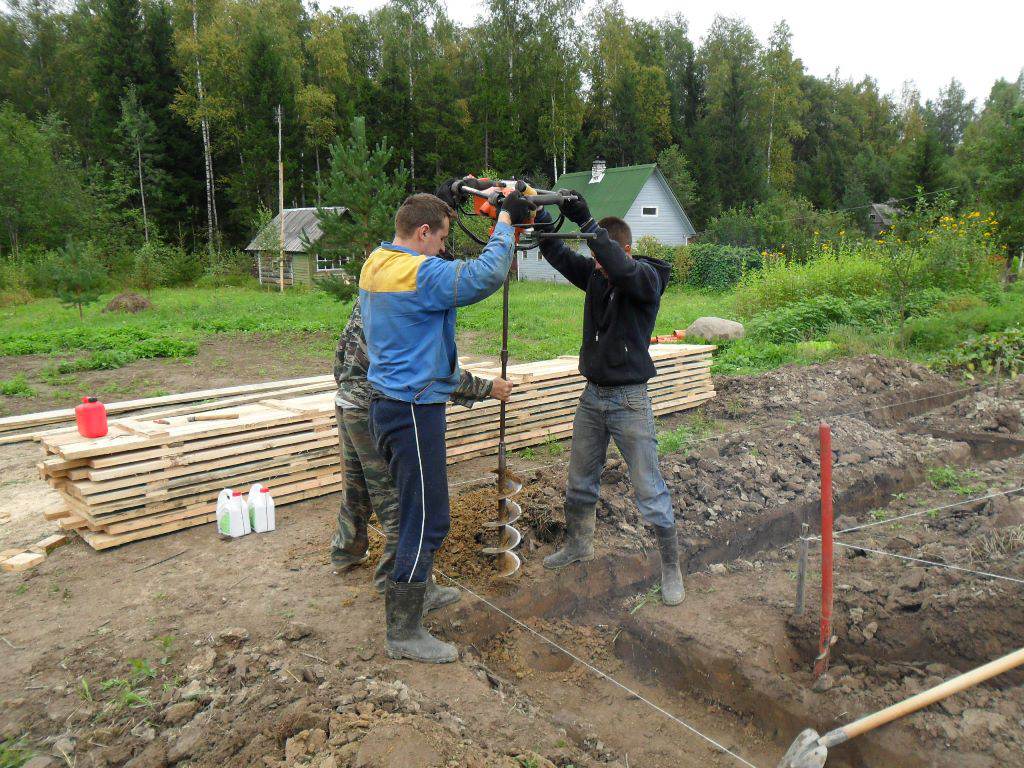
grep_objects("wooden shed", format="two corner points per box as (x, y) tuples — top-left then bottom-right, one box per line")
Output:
(245, 206), (346, 287)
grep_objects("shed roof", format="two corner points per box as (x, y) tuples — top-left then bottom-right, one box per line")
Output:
(245, 207), (345, 253)
(543, 164), (657, 233)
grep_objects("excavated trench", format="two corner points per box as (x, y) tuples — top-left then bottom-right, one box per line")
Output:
(442, 389), (1024, 768)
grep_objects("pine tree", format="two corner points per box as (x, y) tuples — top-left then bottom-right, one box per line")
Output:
(52, 240), (106, 320)
(316, 116), (410, 274)
(92, 0), (148, 147)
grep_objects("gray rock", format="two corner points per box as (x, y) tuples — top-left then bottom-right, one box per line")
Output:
(185, 647), (217, 674)
(283, 622), (313, 642)
(125, 741), (168, 768)
(216, 627), (250, 646)
(685, 316), (745, 342)
(167, 725), (205, 763)
(162, 700), (199, 725)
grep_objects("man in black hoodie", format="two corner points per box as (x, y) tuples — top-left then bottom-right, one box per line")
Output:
(535, 193), (684, 605)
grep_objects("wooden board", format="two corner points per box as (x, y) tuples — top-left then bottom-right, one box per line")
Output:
(30, 534), (69, 554)
(2, 552), (45, 572)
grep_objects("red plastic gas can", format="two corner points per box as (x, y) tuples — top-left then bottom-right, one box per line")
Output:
(75, 397), (108, 438)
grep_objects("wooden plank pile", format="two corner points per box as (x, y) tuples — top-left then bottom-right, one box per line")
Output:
(0, 375), (337, 445)
(35, 343), (714, 550)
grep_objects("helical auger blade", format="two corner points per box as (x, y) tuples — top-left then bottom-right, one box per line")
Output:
(486, 468), (523, 578)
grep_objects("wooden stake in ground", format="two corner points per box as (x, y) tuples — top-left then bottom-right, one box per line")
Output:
(278, 104), (285, 293)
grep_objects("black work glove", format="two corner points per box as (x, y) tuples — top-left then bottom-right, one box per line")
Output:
(500, 190), (537, 226)
(558, 189), (591, 227)
(533, 206), (553, 225)
(434, 178), (461, 207)
(435, 176), (492, 207)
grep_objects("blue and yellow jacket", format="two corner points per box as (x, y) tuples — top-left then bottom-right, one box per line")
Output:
(359, 222), (514, 404)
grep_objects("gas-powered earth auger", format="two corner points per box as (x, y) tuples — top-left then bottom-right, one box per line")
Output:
(447, 177), (596, 578)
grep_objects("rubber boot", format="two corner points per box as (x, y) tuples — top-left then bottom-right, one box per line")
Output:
(384, 579), (458, 663)
(655, 524), (685, 606)
(543, 504), (596, 570)
(424, 570), (461, 613)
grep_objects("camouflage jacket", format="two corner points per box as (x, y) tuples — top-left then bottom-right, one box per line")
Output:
(334, 297), (493, 410)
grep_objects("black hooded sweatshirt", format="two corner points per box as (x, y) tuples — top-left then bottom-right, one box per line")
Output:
(538, 220), (672, 386)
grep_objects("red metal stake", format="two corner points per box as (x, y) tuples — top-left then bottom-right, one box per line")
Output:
(814, 421), (834, 680)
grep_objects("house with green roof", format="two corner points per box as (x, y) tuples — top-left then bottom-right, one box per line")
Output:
(519, 157), (696, 282)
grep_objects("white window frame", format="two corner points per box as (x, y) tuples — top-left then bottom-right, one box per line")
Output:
(315, 253), (344, 272)
(641, 206), (659, 217)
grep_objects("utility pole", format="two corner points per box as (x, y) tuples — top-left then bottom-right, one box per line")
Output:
(277, 104), (285, 293)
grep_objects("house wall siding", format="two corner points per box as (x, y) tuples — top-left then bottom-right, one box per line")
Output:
(624, 175), (693, 245)
(292, 254), (312, 285)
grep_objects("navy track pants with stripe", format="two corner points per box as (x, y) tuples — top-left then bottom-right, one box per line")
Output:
(368, 397), (449, 582)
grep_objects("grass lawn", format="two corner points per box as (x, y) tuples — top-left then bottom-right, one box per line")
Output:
(0, 283), (738, 368)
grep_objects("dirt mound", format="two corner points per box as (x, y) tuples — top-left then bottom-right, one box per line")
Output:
(515, 415), (965, 557)
(710, 355), (950, 421)
(0, 624), (600, 768)
(103, 291), (152, 313)
(914, 384), (1024, 435)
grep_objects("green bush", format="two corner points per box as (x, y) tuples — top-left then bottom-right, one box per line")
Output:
(733, 248), (887, 316)
(194, 271), (259, 289)
(939, 328), (1024, 377)
(55, 337), (198, 373)
(198, 249), (255, 288)
(747, 295), (893, 343)
(904, 293), (1024, 352)
(684, 243), (761, 291)
(634, 235), (690, 284)
(157, 245), (205, 286)
(704, 194), (858, 261)
(711, 337), (840, 375)
(315, 272), (358, 303)
(0, 374), (35, 397)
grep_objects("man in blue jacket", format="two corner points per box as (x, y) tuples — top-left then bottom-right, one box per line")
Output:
(360, 189), (536, 663)
(535, 193), (684, 607)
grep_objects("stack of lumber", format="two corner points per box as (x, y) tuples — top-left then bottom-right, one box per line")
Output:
(35, 344), (714, 550)
(0, 375), (337, 445)
(38, 393), (340, 550)
(444, 343), (715, 461)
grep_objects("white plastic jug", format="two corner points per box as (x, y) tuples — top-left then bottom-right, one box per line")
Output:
(216, 488), (251, 538)
(247, 484), (276, 533)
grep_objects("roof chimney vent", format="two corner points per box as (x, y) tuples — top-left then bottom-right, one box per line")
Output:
(590, 156), (606, 184)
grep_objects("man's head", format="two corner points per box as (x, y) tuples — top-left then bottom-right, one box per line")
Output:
(590, 216), (631, 271)
(394, 193), (453, 256)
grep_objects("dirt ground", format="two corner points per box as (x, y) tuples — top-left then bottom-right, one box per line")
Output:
(2, 355), (1023, 768)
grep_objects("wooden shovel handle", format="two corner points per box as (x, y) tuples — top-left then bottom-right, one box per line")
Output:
(841, 647), (1024, 740)
(187, 413), (240, 421)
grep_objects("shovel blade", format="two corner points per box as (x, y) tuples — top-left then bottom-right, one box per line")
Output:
(777, 729), (827, 768)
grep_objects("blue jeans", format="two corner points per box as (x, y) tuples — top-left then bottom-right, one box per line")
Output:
(565, 382), (674, 528)
(368, 398), (450, 582)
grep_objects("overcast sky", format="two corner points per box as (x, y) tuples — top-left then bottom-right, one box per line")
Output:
(321, 0), (1023, 106)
